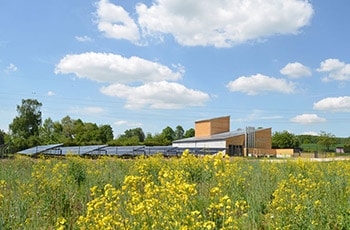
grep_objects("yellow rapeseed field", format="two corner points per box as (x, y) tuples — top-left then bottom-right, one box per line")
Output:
(1, 152), (350, 229)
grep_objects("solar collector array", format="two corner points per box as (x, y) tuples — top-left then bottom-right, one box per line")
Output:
(18, 144), (226, 157)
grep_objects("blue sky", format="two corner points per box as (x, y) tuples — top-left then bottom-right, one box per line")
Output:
(1, 0), (350, 137)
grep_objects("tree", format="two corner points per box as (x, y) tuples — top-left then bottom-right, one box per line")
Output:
(272, 131), (300, 149)
(162, 126), (175, 142)
(0, 130), (5, 145)
(144, 133), (171, 146)
(74, 121), (100, 145)
(318, 131), (336, 152)
(9, 99), (42, 139)
(61, 115), (75, 142)
(99, 125), (114, 143)
(110, 136), (140, 146)
(174, 125), (184, 140)
(184, 128), (195, 138)
(39, 118), (57, 144)
(120, 128), (145, 143)
(9, 99), (42, 151)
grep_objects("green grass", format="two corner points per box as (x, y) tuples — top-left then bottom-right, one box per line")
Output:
(1, 155), (350, 229)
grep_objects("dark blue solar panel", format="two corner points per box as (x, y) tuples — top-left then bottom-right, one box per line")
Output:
(104, 146), (145, 156)
(18, 144), (225, 157)
(59, 145), (108, 155)
(18, 144), (63, 155)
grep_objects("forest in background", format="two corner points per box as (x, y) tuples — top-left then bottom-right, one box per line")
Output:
(1, 99), (350, 153)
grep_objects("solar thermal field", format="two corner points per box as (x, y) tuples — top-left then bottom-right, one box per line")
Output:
(1, 151), (350, 229)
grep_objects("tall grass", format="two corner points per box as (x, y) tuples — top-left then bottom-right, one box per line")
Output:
(1, 153), (350, 229)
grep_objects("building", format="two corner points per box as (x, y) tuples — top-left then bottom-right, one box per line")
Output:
(173, 116), (286, 157)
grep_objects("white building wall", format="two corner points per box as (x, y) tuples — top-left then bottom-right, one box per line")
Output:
(173, 140), (226, 148)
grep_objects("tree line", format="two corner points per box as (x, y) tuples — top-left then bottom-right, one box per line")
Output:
(272, 130), (350, 153)
(1, 99), (350, 153)
(0, 99), (194, 152)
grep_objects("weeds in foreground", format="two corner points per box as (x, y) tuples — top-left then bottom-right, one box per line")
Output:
(1, 154), (350, 229)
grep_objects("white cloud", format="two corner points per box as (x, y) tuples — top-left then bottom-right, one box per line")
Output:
(47, 91), (55, 96)
(55, 52), (183, 84)
(233, 109), (283, 122)
(313, 96), (350, 112)
(95, 0), (139, 42)
(301, 131), (319, 136)
(100, 81), (210, 109)
(70, 106), (105, 115)
(226, 74), (295, 95)
(290, 114), (326, 124)
(317, 58), (350, 81)
(75, 35), (93, 42)
(280, 62), (311, 78)
(99, 0), (313, 47)
(114, 120), (143, 127)
(5, 63), (17, 72)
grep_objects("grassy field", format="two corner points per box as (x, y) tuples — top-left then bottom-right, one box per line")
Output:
(1, 152), (350, 229)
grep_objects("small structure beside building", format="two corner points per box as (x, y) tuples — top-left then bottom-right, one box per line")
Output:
(173, 116), (293, 157)
(336, 147), (345, 154)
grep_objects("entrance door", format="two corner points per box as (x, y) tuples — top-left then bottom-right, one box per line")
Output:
(228, 145), (243, 156)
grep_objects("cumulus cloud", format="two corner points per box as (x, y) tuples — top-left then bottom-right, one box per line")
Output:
(317, 58), (350, 81)
(55, 52), (183, 84)
(301, 131), (319, 136)
(100, 81), (210, 109)
(233, 109), (283, 122)
(96, 0), (313, 47)
(114, 120), (143, 127)
(5, 63), (17, 73)
(95, 0), (140, 42)
(47, 91), (55, 96)
(313, 96), (350, 112)
(280, 62), (312, 78)
(75, 35), (93, 42)
(226, 74), (295, 95)
(290, 114), (326, 124)
(69, 106), (105, 115)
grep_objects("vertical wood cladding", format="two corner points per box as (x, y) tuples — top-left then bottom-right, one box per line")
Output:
(254, 128), (272, 149)
(195, 116), (230, 137)
(226, 135), (245, 146)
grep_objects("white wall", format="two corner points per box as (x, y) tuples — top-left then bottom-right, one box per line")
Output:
(173, 140), (226, 148)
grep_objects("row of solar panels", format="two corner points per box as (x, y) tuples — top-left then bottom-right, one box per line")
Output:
(17, 144), (225, 157)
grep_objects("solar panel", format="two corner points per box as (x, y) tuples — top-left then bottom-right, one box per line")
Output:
(104, 146), (145, 156)
(17, 144), (226, 157)
(59, 145), (108, 155)
(18, 144), (63, 155)
(144, 146), (179, 156)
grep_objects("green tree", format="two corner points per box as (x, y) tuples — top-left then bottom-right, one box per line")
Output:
(61, 115), (75, 143)
(174, 125), (184, 140)
(162, 126), (175, 142)
(120, 128), (145, 143)
(272, 131), (300, 149)
(99, 125), (114, 143)
(39, 118), (57, 144)
(0, 130), (5, 145)
(110, 136), (140, 146)
(184, 128), (195, 138)
(9, 99), (42, 150)
(76, 122), (100, 145)
(297, 134), (319, 144)
(9, 99), (42, 139)
(318, 131), (336, 152)
(144, 133), (170, 146)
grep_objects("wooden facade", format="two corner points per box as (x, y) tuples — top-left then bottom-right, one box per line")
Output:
(195, 116), (230, 137)
(173, 116), (291, 157)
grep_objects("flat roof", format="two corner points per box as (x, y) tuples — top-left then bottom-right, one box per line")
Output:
(173, 127), (271, 143)
(173, 130), (245, 143)
(195, 115), (230, 124)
